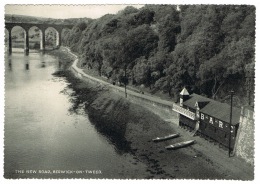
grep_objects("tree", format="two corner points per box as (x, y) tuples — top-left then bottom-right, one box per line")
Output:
(157, 8), (180, 52)
(76, 22), (87, 31)
(132, 57), (149, 85)
(198, 58), (226, 99)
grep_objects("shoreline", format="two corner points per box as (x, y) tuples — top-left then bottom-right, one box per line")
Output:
(47, 47), (254, 180)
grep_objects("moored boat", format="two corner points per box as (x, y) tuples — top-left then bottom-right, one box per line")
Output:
(165, 140), (195, 150)
(152, 133), (180, 142)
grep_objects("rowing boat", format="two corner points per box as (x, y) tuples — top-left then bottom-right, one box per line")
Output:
(152, 133), (180, 142)
(165, 140), (195, 150)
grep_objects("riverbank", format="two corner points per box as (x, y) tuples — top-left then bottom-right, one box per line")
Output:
(47, 47), (254, 180)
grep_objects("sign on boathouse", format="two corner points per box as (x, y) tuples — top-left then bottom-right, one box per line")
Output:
(172, 87), (241, 149)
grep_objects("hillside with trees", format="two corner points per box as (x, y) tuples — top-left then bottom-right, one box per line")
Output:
(5, 14), (89, 24)
(61, 5), (255, 106)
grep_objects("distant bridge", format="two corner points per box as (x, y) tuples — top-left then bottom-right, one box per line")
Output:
(5, 22), (74, 54)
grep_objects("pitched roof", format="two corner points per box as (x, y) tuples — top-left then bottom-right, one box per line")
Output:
(183, 93), (241, 125)
(180, 87), (190, 95)
(195, 101), (209, 109)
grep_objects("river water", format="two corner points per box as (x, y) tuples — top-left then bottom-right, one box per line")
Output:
(4, 50), (147, 179)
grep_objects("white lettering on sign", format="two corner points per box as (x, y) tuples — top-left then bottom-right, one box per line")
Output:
(172, 103), (195, 120)
(195, 101), (198, 107)
(219, 121), (223, 128)
(201, 113), (204, 120)
(180, 98), (183, 107)
(209, 117), (214, 124)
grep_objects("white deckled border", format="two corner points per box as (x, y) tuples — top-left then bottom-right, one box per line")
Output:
(0, 1), (259, 184)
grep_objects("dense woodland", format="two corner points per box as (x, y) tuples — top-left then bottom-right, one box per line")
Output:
(61, 5), (255, 105)
(7, 5), (256, 106)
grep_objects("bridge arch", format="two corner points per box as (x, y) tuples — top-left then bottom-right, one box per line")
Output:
(10, 26), (27, 53)
(28, 26), (43, 50)
(44, 27), (61, 49)
(10, 25), (30, 54)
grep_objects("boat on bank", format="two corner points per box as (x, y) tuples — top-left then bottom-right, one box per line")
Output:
(152, 133), (180, 142)
(165, 140), (195, 150)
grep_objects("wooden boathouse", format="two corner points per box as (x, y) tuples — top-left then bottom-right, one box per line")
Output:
(172, 87), (241, 150)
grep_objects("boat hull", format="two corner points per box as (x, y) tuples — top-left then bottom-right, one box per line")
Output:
(165, 140), (195, 150)
(152, 133), (180, 142)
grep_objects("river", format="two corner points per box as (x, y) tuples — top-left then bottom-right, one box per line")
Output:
(4, 50), (148, 179)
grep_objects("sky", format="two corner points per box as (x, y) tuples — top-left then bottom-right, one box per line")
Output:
(5, 4), (144, 19)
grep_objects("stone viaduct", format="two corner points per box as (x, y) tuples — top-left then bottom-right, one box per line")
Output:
(5, 22), (73, 55)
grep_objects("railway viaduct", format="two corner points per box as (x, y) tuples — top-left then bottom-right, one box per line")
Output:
(5, 22), (73, 55)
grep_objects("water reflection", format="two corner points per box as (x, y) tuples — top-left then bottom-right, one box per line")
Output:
(55, 70), (132, 155)
(8, 58), (12, 71)
(88, 112), (132, 155)
(24, 57), (29, 70)
(25, 63), (29, 70)
(40, 52), (45, 68)
(41, 62), (46, 68)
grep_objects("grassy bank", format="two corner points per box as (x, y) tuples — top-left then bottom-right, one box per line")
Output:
(47, 48), (254, 180)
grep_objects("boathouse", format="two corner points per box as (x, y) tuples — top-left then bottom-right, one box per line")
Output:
(172, 87), (241, 149)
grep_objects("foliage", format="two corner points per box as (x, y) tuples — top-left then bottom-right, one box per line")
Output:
(62, 5), (255, 106)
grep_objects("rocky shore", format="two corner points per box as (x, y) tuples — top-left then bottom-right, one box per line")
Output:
(47, 47), (254, 180)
